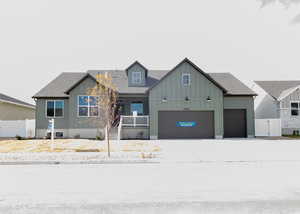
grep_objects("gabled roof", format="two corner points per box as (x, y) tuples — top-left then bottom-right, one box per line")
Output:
(65, 73), (96, 94)
(278, 85), (300, 101)
(33, 60), (256, 98)
(0, 93), (35, 109)
(209, 73), (257, 96)
(255, 81), (300, 100)
(146, 58), (227, 93)
(33, 72), (86, 98)
(125, 61), (148, 77)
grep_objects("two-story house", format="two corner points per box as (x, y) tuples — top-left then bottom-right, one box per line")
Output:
(255, 81), (300, 135)
(33, 58), (256, 139)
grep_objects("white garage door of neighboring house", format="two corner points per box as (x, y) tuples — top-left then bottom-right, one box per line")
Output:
(0, 120), (35, 138)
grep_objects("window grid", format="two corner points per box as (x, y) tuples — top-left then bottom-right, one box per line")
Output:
(182, 73), (191, 86)
(78, 96), (99, 117)
(132, 71), (142, 84)
(46, 100), (64, 118)
(291, 101), (300, 116)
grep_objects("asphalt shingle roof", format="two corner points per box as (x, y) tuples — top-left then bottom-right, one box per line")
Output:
(255, 81), (300, 100)
(33, 70), (256, 98)
(33, 72), (86, 98)
(0, 93), (35, 108)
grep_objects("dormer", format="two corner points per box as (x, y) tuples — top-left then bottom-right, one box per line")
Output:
(126, 61), (148, 87)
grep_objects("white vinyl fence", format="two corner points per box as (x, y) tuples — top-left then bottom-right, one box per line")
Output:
(255, 119), (282, 137)
(0, 119), (35, 138)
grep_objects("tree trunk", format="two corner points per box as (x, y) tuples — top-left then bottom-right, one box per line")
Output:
(107, 125), (110, 158)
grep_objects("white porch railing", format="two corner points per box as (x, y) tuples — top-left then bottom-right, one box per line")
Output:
(117, 115), (149, 140)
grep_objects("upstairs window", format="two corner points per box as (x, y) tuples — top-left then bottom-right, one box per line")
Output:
(78, 96), (99, 117)
(132, 71), (142, 84)
(291, 102), (300, 116)
(182, 73), (191, 86)
(46, 100), (64, 118)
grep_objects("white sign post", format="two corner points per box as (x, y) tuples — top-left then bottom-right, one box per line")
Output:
(48, 119), (55, 150)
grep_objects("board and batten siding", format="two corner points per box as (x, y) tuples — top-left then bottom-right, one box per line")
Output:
(68, 76), (102, 130)
(127, 63), (147, 87)
(35, 98), (69, 130)
(224, 96), (255, 137)
(149, 61), (224, 139)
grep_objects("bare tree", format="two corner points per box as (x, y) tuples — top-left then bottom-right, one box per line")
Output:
(88, 72), (118, 157)
(259, 0), (300, 23)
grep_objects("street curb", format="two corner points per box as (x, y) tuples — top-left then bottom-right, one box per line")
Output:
(0, 160), (161, 165)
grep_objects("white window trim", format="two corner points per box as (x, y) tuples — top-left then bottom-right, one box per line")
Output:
(45, 100), (64, 118)
(77, 95), (100, 118)
(182, 73), (191, 86)
(290, 101), (300, 116)
(132, 71), (142, 84)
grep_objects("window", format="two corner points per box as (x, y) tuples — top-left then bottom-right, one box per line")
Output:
(182, 73), (191, 86)
(46, 100), (64, 117)
(78, 96), (99, 117)
(55, 132), (63, 138)
(291, 102), (300, 116)
(132, 71), (142, 84)
(131, 103), (144, 115)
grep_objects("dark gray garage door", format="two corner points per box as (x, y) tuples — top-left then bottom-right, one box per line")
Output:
(158, 111), (214, 139)
(224, 109), (247, 138)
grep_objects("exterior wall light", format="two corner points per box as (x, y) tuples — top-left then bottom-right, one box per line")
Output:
(162, 97), (167, 103)
(185, 96), (190, 101)
(206, 96), (212, 102)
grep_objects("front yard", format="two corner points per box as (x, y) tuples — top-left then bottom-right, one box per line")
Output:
(1, 138), (300, 163)
(0, 139), (160, 153)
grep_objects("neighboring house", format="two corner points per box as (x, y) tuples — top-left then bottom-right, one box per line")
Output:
(33, 58), (256, 139)
(255, 81), (300, 135)
(0, 93), (35, 120)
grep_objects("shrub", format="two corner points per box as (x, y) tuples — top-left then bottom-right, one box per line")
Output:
(96, 132), (105, 141)
(74, 134), (80, 139)
(15, 135), (23, 140)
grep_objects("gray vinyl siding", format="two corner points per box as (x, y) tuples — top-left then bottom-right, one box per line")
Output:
(68, 76), (102, 129)
(255, 94), (280, 119)
(35, 98), (69, 129)
(224, 96), (255, 137)
(280, 89), (300, 131)
(127, 63), (146, 87)
(280, 89), (300, 108)
(149, 61), (224, 138)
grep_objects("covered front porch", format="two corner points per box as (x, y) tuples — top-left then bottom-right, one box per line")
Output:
(117, 94), (150, 140)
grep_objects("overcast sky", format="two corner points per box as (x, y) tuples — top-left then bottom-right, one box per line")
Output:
(0, 0), (300, 104)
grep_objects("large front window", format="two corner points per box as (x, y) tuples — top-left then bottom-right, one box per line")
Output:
(132, 71), (142, 84)
(46, 100), (64, 117)
(291, 102), (300, 116)
(78, 96), (99, 117)
(131, 103), (144, 115)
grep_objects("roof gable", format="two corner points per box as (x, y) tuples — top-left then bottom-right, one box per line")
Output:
(255, 81), (300, 100)
(125, 61), (148, 77)
(147, 58), (227, 93)
(65, 73), (96, 94)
